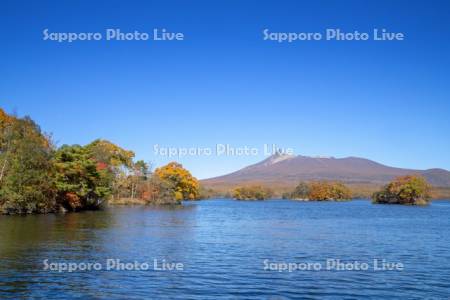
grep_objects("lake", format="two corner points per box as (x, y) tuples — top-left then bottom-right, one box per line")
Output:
(0, 199), (449, 299)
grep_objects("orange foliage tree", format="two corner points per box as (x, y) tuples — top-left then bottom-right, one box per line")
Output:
(308, 181), (352, 201)
(372, 175), (431, 205)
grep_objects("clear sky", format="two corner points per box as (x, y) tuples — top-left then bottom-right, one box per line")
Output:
(1, 0), (449, 179)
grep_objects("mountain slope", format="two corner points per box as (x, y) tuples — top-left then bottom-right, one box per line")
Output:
(202, 154), (450, 188)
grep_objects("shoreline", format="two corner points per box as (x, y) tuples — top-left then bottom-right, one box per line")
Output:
(3, 198), (449, 216)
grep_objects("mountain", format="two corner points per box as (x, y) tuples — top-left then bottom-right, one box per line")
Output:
(202, 153), (450, 189)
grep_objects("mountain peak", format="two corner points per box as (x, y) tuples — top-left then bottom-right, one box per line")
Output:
(202, 154), (450, 188)
(261, 152), (296, 166)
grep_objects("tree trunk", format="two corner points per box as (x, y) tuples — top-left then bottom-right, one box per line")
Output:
(0, 157), (7, 184)
(131, 183), (135, 199)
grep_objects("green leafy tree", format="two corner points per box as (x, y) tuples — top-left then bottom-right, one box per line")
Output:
(54, 145), (111, 211)
(0, 111), (56, 214)
(290, 182), (310, 199)
(130, 160), (149, 198)
(86, 139), (135, 199)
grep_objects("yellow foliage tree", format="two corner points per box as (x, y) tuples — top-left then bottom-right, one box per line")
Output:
(86, 139), (135, 169)
(0, 108), (13, 127)
(154, 162), (200, 200)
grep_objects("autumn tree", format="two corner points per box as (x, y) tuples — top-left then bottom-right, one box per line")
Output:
(54, 145), (112, 211)
(288, 181), (310, 199)
(0, 110), (56, 214)
(0, 109), (14, 184)
(308, 181), (351, 201)
(232, 185), (273, 200)
(372, 175), (431, 205)
(86, 139), (134, 170)
(154, 162), (200, 200)
(85, 139), (135, 199)
(127, 160), (150, 199)
(139, 175), (179, 205)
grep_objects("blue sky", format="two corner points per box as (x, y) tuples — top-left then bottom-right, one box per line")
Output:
(1, 0), (449, 179)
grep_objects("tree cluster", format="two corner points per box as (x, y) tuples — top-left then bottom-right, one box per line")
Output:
(232, 185), (273, 200)
(372, 175), (431, 205)
(0, 109), (200, 214)
(283, 181), (352, 201)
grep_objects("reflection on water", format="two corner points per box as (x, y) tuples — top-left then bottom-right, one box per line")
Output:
(0, 200), (449, 299)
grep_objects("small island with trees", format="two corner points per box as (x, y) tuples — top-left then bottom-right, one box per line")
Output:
(232, 181), (352, 201)
(233, 177), (432, 206)
(283, 181), (352, 201)
(232, 185), (274, 200)
(372, 175), (431, 205)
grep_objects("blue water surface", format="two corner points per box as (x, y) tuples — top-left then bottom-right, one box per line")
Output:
(0, 199), (449, 299)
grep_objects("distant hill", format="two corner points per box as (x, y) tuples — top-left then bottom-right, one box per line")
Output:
(201, 153), (450, 191)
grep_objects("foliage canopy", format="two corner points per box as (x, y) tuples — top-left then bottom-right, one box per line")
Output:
(154, 162), (200, 200)
(372, 175), (431, 205)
